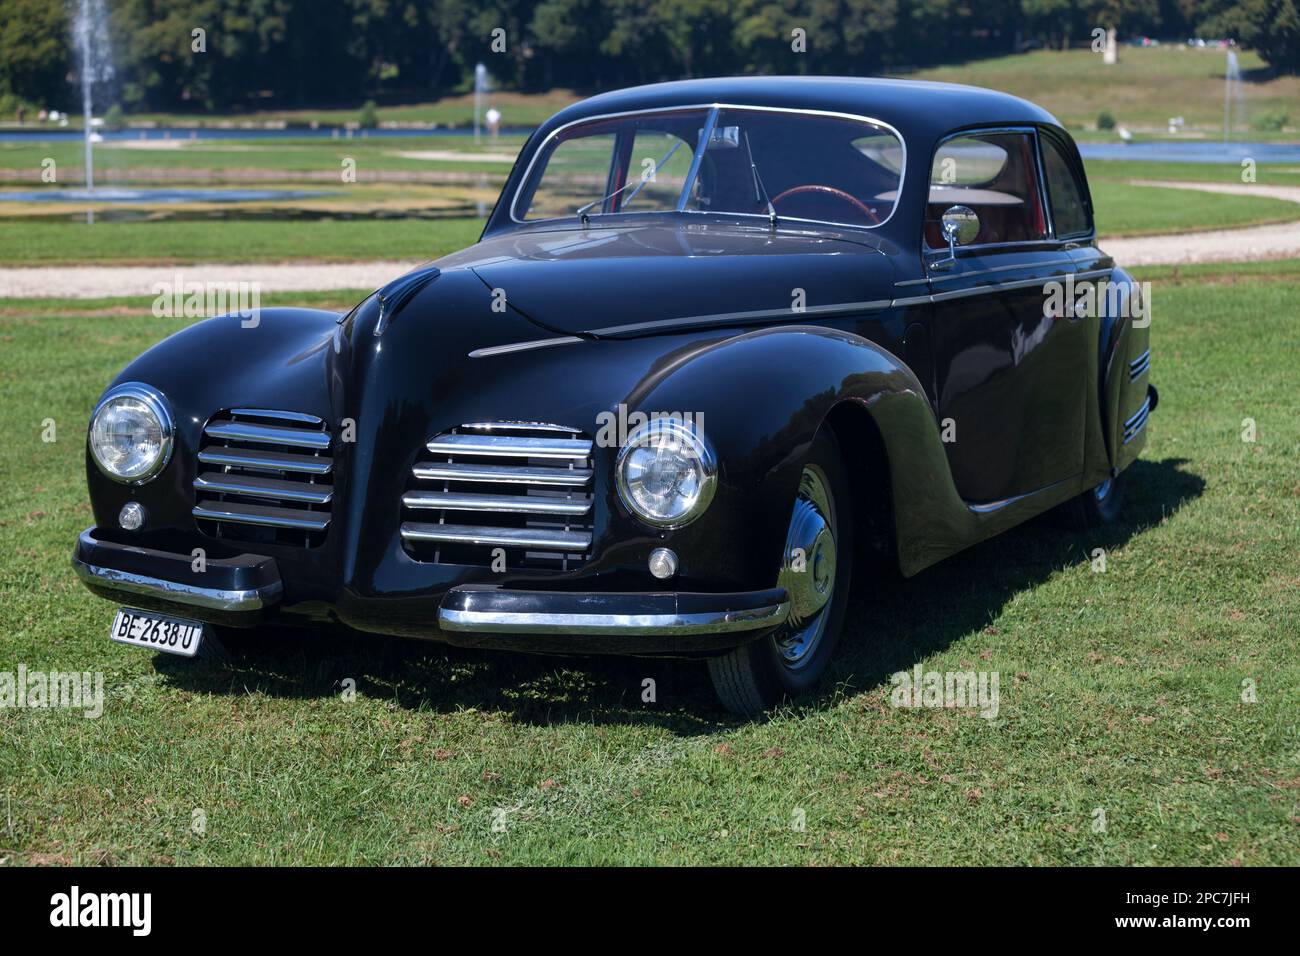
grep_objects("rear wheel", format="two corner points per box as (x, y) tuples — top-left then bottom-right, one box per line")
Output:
(1058, 470), (1128, 531)
(707, 430), (854, 718)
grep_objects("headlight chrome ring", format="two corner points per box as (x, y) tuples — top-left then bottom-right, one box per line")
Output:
(88, 382), (175, 485)
(615, 416), (717, 529)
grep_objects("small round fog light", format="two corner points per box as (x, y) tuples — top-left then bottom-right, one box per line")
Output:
(648, 547), (678, 580)
(119, 502), (146, 531)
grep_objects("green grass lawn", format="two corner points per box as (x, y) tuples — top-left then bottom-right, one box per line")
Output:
(0, 137), (526, 181)
(1090, 180), (1299, 237)
(910, 46), (1300, 137)
(0, 218), (485, 266)
(0, 265), (1296, 865)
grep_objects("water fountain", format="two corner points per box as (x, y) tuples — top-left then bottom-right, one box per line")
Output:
(73, 0), (113, 222)
(1223, 49), (1244, 142)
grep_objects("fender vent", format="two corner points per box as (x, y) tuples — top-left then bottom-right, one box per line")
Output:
(193, 408), (332, 547)
(402, 422), (594, 570)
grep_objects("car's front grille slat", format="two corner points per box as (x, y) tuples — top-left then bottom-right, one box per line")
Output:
(196, 472), (333, 505)
(193, 408), (333, 547)
(426, 433), (592, 460)
(400, 522), (592, 550)
(404, 422), (595, 570)
(410, 462), (592, 486)
(402, 490), (591, 515)
(194, 501), (331, 532)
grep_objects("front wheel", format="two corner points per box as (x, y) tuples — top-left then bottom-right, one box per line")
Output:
(707, 430), (854, 718)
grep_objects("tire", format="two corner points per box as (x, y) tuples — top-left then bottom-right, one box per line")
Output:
(707, 429), (855, 718)
(1058, 470), (1128, 531)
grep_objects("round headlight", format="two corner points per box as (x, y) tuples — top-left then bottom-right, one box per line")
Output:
(88, 383), (174, 484)
(616, 417), (717, 529)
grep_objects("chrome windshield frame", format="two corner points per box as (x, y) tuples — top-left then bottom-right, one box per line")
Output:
(509, 102), (908, 232)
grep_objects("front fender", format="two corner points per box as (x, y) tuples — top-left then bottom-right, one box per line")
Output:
(630, 325), (925, 583)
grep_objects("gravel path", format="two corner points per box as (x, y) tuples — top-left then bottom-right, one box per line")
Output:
(4, 180), (1300, 299)
(0, 260), (424, 299)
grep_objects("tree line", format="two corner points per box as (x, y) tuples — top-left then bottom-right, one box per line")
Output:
(1, 0), (1296, 116)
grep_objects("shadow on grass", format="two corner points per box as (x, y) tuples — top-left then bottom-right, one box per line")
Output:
(155, 456), (1203, 732)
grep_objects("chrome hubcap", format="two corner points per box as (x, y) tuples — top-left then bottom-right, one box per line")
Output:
(775, 465), (838, 668)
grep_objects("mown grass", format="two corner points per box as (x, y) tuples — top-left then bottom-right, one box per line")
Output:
(0, 136), (527, 181)
(910, 46), (1300, 136)
(0, 265), (1296, 865)
(0, 218), (485, 267)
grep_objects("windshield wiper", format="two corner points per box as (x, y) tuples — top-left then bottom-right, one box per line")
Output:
(577, 139), (684, 223)
(744, 130), (777, 227)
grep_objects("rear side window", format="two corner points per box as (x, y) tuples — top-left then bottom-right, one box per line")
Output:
(1041, 135), (1091, 238)
(925, 131), (1047, 247)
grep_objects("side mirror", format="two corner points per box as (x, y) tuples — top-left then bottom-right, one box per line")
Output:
(940, 205), (980, 260)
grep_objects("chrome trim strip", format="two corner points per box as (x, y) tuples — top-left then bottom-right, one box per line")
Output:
(965, 476), (1075, 515)
(510, 102), (907, 232)
(1123, 396), (1152, 444)
(71, 556), (281, 612)
(587, 299), (892, 337)
(204, 420), (331, 450)
(458, 421), (581, 434)
(193, 502), (330, 532)
(1129, 349), (1151, 381)
(891, 294), (932, 308)
(411, 462), (593, 486)
(195, 472), (333, 505)
(197, 447), (333, 475)
(402, 491), (592, 515)
(401, 522), (592, 550)
(924, 258), (1076, 283)
(426, 434), (592, 459)
(228, 408), (324, 425)
(1125, 396), (1152, 430)
(438, 600), (790, 636)
(468, 336), (584, 359)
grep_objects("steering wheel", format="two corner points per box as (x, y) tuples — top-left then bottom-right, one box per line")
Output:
(770, 185), (880, 224)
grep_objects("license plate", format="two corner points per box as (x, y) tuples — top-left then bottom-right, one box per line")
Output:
(110, 608), (205, 657)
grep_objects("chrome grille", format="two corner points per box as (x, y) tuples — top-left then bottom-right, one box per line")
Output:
(193, 408), (333, 547)
(402, 422), (594, 569)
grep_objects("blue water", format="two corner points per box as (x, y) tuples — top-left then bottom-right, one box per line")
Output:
(1, 187), (333, 203)
(0, 126), (533, 143)
(1078, 141), (1300, 164)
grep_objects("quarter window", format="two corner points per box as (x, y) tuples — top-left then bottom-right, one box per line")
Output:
(925, 131), (1047, 247)
(1041, 135), (1091, 238)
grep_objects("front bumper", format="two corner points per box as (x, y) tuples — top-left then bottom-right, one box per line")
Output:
(73, 526), (789, 655)
(72, 528), (282, 627)
(436, 585), (790, 655)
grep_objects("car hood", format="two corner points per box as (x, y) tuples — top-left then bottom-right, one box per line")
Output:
(434, 221), (897, 338)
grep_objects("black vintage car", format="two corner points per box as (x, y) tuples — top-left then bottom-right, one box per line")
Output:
(74, 77), (1155, 715)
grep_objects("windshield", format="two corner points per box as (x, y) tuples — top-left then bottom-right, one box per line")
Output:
(512, 106), (903, 229)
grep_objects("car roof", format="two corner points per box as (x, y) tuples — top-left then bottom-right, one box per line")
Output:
(541, 76), (1061, 143)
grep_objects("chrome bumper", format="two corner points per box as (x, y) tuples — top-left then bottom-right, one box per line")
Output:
(72, 528), (282, 624)
(436, 585), (789, 653)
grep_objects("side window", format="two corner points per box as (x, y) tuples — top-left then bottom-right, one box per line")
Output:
(925, 131), (1047, 248)
(1040, 135), (1091, 238)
